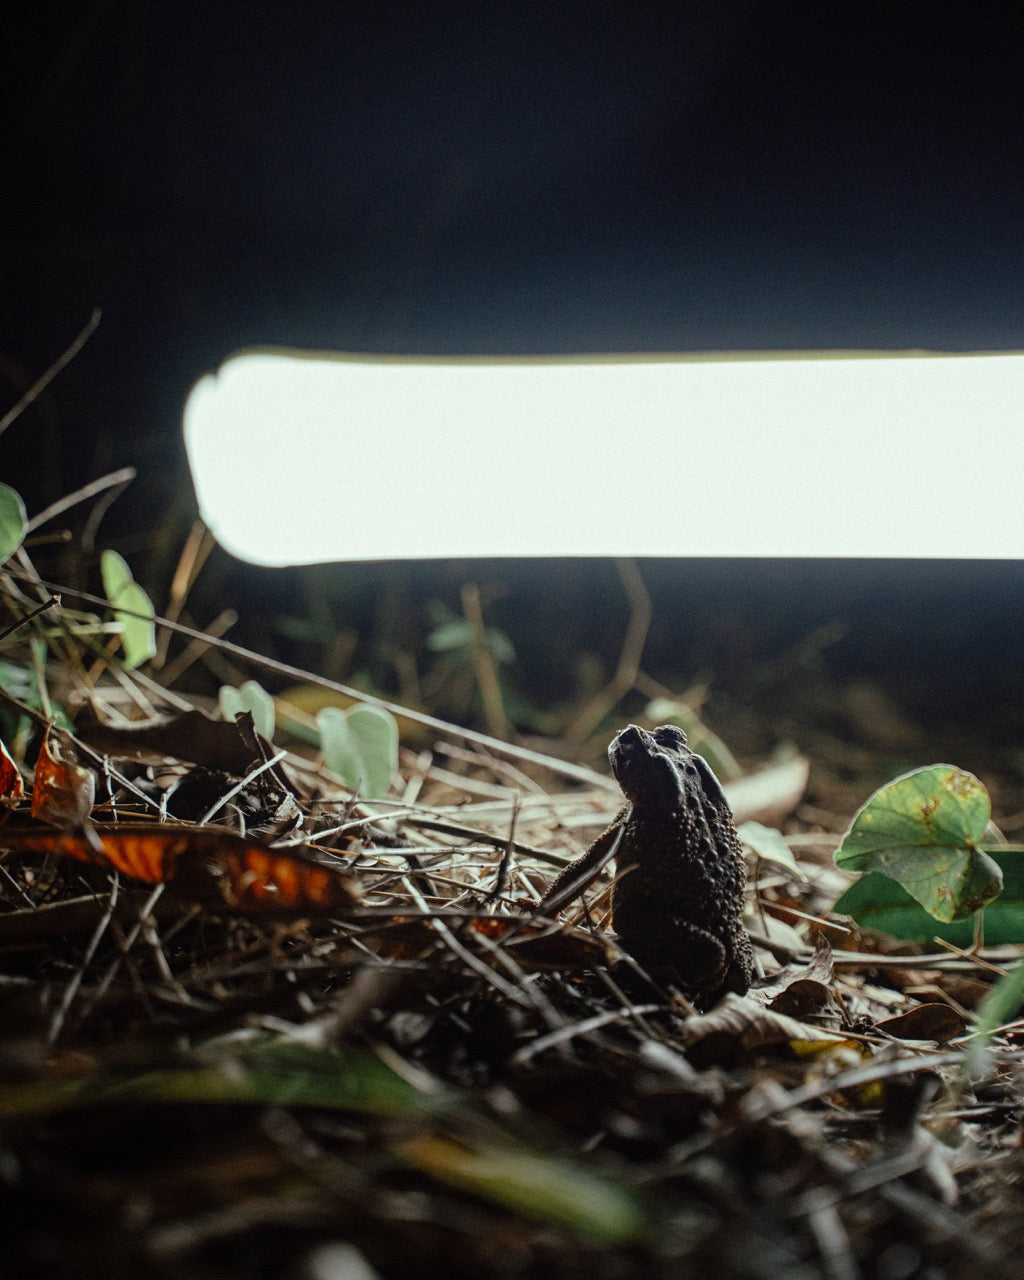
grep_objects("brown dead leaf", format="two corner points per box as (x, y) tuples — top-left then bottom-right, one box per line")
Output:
(30, 729), (94, 827)
(917, 973), (994, 1013)
(756, 934), (843, 1026)
(678, 991), (849, 1062)
(76, 707), (284, 782)
(874, 1003), (967, 1043)
(757, 932), (835, 996)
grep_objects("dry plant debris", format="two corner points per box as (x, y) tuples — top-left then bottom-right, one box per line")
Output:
(0, 571), (1023, 1280)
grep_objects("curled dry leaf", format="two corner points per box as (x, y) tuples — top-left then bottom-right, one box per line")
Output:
(1, 822), (359, 916)
(874, 1003), (967, 1044)
(756, 933), (843, 1025)
(756, 932), (835, 997)
(30, 730), (94, 828)
(766, 978), (844, 1026)
(677, 991), (850, 1057)
(0, 738), (24, 805)
(76, 707), (281, 778)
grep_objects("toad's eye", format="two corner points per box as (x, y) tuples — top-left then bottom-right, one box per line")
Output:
(651, 725), (688, 750)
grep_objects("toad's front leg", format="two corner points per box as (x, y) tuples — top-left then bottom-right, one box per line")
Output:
(536, 812), (627, 917)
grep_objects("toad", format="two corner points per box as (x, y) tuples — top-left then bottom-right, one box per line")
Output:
(538, 724), (754, 1009)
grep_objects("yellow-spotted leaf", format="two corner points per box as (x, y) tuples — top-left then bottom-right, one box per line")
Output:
(834, 765), (1002, 923)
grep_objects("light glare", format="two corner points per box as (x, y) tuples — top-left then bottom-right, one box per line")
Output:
(183, 351), (1024, 563)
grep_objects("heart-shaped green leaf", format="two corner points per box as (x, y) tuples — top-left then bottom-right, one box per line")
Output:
(100, 550), (156, 670)
(834, 765), (1002, 923)
(317, 703), (398, 799)
(834, 846), (1024, 943)
(219, 679), (276, 740)
(0, 485), (27, 564)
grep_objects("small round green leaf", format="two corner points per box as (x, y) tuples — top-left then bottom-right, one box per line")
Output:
(100, 549), (157, 670)
(220, 679), (276, 740)
(737, 821), (807, 880)
(835, 765), (1002, 923)
(100, 548), (132, 601)
(0, 484), (27, 563)
(317, 703), (398, 799)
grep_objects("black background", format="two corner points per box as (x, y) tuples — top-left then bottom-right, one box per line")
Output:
(3, 3), (1024, 737)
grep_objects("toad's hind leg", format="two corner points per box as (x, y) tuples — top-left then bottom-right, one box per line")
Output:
(615, 917), (728, 999)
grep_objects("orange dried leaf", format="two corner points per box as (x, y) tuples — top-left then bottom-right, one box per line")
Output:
(30, 732), (95, 827)
(2, 823), (359, 916)
(0, 738), (24, 805)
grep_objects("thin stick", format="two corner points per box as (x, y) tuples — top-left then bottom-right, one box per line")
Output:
(461, 582), (509, 740)
(0, 594), (60, 643)
(511, 1001), (663, 1064)
(47, 876), (120, 1045)
(25, 466), (136, 535)
(155, 522), (218, 665)
(0, 310), (102, 437)
(565, 557), (652, 744)
(80, 883), (166, 1020)
(197, 749), (290, 826)
(400, 874), (533, 1008)
(487, 793), (519, 902)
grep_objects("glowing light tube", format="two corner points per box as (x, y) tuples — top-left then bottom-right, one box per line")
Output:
(183, 350), (1024, 563)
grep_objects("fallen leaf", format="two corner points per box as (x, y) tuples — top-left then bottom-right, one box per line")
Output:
(30, 730), (94, 828)
(1, 822), (359, 916)
(678, 991), (849, 1060)
(0, 737), (24, 804)
(397, 1133), (646, 1245)
(874, 1003), (967, 1043)
(738, 820), (807, 880)
(723, 754), (809, 826)
(76, 708), (278, 777)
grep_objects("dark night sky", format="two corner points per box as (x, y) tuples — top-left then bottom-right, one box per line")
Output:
(3, 3), (1024, 732)
(7, 6), (1024, 380)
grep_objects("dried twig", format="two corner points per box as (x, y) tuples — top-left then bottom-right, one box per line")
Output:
(461, 582), (509, 741)
(565, 557), (652, 744)
(0, 309), (101, 437)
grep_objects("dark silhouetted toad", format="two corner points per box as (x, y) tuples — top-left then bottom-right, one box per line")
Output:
(539, 724), (754, 1009)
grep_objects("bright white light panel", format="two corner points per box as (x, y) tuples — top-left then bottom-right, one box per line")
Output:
(184, 350), (1024, 563)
